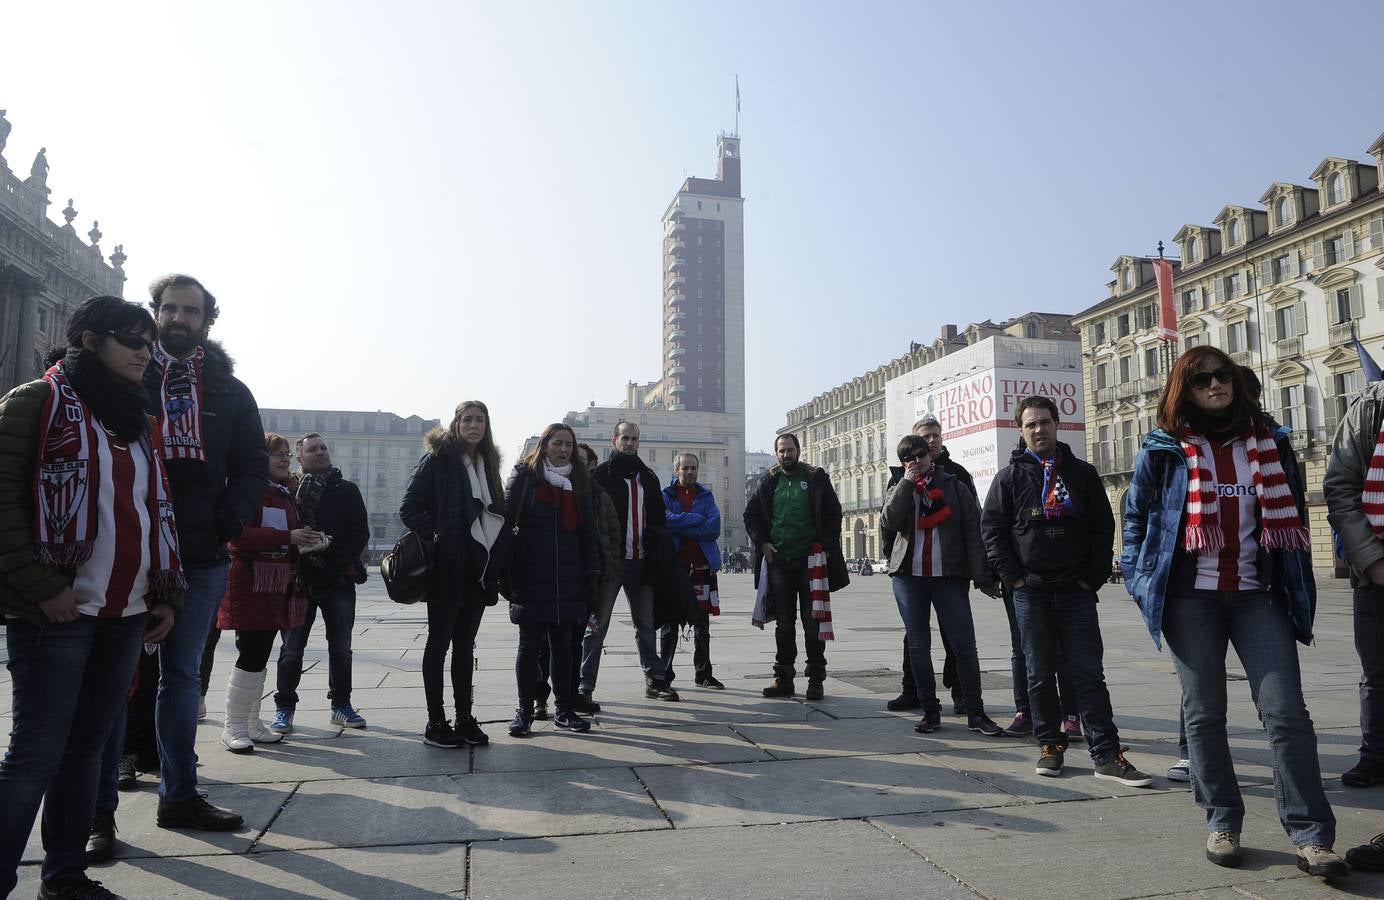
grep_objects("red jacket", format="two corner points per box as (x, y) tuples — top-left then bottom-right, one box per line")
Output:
(217, 482), (308, 632)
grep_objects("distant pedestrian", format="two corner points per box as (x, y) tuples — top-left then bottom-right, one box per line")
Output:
(216, 433), (320, 754)
(1124, 348), (1342, 876)
(744, 433), (848, 700)
(504, 424), (601, 736)
(0, 296), (182, 898)
(272, 433), (370, 732)
(881, 435), (1003, 736)
(981, 396), (1151, 787)
(400, 401), (509, 749)
(660, 452), (725, 690)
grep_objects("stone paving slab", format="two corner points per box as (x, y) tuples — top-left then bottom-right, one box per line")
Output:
(470, 722), (771, 773)
(470, 819), (980, 900)
(255, 767), (670, 852)
(632, 751), (1023, 828)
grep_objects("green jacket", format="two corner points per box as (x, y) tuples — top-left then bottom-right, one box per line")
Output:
(0, 378), (183, 627)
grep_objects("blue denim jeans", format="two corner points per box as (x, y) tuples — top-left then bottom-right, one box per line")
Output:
(155, 564), (227, 802)
(1012, 586), (1120, 762)
(891, 575), (984, 715)
(1353, 586), (1384, 764)
(275, 580), (357, 711)
(0, 612), (146, 895)
(579, 559), (661, 692)
(1002, 587), (1077, 717)
(1162, 590), (1335, 846)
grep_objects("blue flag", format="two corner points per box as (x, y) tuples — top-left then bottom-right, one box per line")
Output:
(1354, 333), (1383, 384)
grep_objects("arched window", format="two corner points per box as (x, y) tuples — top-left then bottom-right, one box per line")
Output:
(1228, 218), (1241, 246)
(1277, 197), (1291, 226)
(1186, 235), (1199, 263)
(1329, 173), (1344, 205)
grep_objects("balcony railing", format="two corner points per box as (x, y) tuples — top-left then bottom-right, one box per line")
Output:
(668, 364), (685, 375)
(1115, 381), (1139, 399)
(1138, 376), (1164, 395)
(1329, 322), (1357, 345)
(666, 310), (685, 325)
(1094, 386), (1116, 404)
(1274, 337), (1302, 359)
(1228, 350), (1252, 366)
(667, 274), (685, 289)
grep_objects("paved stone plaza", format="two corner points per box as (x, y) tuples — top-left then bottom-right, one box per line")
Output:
(8, 573), (1384, 899)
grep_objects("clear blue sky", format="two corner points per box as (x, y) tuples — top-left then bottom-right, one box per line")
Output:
(2, 1), (1379, 460)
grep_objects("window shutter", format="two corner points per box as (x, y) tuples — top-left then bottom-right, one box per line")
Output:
(1295, 300), (1308, 335)
(1259, 258), (1274, 286)
(1313, 240), (1327, 271)
(1266, 308), (1278, 343)
(1372, 217), (1384, 251)
(1351, 283), (1365, 319)
(1219, 324), (1228, 350)
(1345, 229), (1357, 259)
(1292, 251), (1301, 277)
(1207, 286), (1218, 306)
(1377, 275), (1384, 311)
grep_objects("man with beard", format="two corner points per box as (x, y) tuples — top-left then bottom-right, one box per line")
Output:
(744, 433), (848, 700)
(579, 421), (676, 707)
(271, 433), (370, 731)
(105, 274), (266, 838)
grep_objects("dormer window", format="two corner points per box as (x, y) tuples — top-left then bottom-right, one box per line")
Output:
(1186, 236), (1199, 263)
(1329, 172), (1345, 205)
(1122, 268), (1133, 290)
(1228, 218), (1241, 246)
(1277, 197), (1291, 227)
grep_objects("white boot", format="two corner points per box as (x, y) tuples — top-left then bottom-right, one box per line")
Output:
(220, 667), (256, 753)
(245, 668), (282, 743)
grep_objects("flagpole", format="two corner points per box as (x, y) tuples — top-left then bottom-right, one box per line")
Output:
(734, 74), (740, 135)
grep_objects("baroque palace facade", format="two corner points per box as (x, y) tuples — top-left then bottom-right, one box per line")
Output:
(1072, 128), (1384, 574)
(777, 313), (1076, 561)
(0, 111), (128, 391)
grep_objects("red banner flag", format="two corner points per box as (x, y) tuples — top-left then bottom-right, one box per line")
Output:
(1153, 259), (1177, 342)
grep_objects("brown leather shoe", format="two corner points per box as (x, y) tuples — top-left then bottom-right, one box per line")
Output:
(762, 678), (795, 698)
(804, 679), (825, 700)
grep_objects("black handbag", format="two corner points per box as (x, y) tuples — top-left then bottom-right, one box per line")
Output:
(380, 531), (435, 604)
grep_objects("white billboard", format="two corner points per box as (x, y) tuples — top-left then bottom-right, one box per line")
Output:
(912, 367), (1085, 499)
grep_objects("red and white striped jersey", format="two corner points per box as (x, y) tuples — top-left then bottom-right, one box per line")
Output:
(909, 492), (944, 577)
(1190, 435), (1263, 593)
(73, 431), (153, 618)
(625, 476), (644, 560)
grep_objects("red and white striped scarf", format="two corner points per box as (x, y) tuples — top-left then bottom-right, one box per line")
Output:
(808, 543), (833, 641)
(34, 364), (186, 602)
(1363, 419), (1384, 539)
(625, 475), (644, 559)
(1182, 427), (1309, 553)
(690, 564), (720, 615)
(152, 344), (207, 462)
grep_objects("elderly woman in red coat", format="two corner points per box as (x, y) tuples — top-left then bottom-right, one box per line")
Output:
(216, 433), (323, 752)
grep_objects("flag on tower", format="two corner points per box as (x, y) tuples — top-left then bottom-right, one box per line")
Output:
(1353, 330), (1383, 383)
(735, 76), (741, 113)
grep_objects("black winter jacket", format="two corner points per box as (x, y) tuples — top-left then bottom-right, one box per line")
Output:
(591, 454), (668, 580)
(399, 429), (510, 606)
(882, 449), (975, 560)
(980, 441), (1114, 590)
(143, 341), (266, 567)
(504, 466), (600, 625)
(299, 469), (370, 595)
(743, 462), (849, 592)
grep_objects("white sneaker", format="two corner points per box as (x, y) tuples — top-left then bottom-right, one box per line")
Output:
(1167, 759), (1191, 782)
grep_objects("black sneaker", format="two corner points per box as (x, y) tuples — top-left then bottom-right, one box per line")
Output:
(695, 675), (726, 690)
(533, 701), (550, 721)
(886, 692), (922, 711)
(116, 754), (138, 791)
(457, 717), (490, 746)
(914, 710), (941, 733)
(507, 710), (532, 738)
(38, 876), (121, 899)
(156, 795), (243, 831)
(951, 701), (965, 716)
(554, 711), (592, 732)
(966, 713), (1004, 737)
(1342, 756), (1384, 787)
(1346, 833), (1384, 872)
(574, 693), (601, 714)
(423, 721), (465, 749)
(657, 683), (681, 702)
(85, 807), (116, 864)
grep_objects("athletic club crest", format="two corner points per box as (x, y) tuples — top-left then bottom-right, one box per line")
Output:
(39, 460), (88, 535)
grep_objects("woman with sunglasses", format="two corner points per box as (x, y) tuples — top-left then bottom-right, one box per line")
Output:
(1121, 346), (1343, 877)
(215, 432), (322, 753)
(0, 296), (185, 900)
(880, 435), (1003, 736)
(503, 423), (601, 737)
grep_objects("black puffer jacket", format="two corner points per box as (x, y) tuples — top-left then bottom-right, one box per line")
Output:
(980, 441), (1114, 590)
(298, 468), (370, 595)
(399, 428), (510, 606)
(504, 465), (600, 625)
(882, 449), (975, 560)
(143, 340), (266, 567)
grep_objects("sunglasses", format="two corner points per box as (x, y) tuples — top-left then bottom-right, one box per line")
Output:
(1189, 366), (1236, 390)
(909, 451), (931, 462)
(105, 331), (155, 353)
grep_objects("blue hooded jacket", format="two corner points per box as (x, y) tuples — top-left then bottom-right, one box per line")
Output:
(1120, 426), (1316, 649)
(662, 479), (722, 572)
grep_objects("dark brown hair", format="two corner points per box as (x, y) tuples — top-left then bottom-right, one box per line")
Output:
(265, 432), (290, 454)
(295, 432), (325, 453)
(449, 400), (503, 503)
(148, 274), (220, 327)
(1156, 346), (1261, 434)
(1013, 396), (1059, 426)
(775, 432), (801, 451)
(896, 434), (928, 463)
(523, 423), (587, 496)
